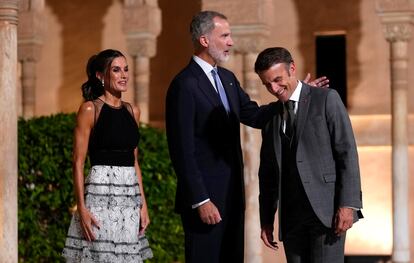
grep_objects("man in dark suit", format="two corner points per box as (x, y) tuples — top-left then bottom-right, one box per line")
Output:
(255, 47), (363, 263)
(166, 11), (328, 262)
(166, 10), (278, 263)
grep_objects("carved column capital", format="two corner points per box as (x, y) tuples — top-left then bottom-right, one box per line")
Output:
(0, 0), (18, 25)
(231, 24), (269, 54)
(377, 0), (414, 42)
(376, 0), (414, 12)
(17, 0), (45, 61)
(383, 21), (413, 41)
(377, 3), (412, 263)
(122, 0), (161, 57)
(202, 0), (272, 54)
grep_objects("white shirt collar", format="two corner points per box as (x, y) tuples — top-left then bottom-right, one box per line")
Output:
(193, 55), (215, 75)
(289, 81), (302, 103)
(192, 55), (219, 91)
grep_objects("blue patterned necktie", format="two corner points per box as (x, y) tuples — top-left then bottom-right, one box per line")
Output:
(211, 68), (230, 112)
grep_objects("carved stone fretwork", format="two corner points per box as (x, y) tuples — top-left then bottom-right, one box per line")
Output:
(376, 0), (414, 42)
(18, 0), (44, 61)
(122, 0), (161, 58)
(18, 0), (45, 118)
(203, 0), (272, 54)
(0, 0), (18, 25)
(122, 0), (161, 123)
(376, 0), (414, 12)
(231, 24), (269, 54)
(0, 1), (19, 262)
(378, 11), (414, 42)
(383, 21), (412, 41)
(376, 1), (412, 262)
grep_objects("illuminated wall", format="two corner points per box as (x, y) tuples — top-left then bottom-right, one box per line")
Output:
(31, 0), (413, 260)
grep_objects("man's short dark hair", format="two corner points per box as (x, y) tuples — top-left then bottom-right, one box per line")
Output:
(190, 10), (227, 46)
(254, 47), (294, 73)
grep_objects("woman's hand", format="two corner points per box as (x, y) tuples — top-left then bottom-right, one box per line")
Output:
(78, 206), (100, 241)
(139, 202), (150, 235)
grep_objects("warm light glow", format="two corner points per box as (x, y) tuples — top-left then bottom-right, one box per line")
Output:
(345, 146), (393, 255)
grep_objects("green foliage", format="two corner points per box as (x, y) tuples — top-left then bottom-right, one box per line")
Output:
(18, 113), (184, 262)
(138, 124), (185, 263)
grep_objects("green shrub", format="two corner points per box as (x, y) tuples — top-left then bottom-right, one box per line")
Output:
(18, 113), (184, 262)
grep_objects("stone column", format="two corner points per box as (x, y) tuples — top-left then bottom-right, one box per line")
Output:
(240, 52), (263, 263)
(122, 0), (161, 123)
(202, 1), (272, 262)
(17, 0), (44, 118)
(377, 1), (413, 262)
(0, 1), (18, 262)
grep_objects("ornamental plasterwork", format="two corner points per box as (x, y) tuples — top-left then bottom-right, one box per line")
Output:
(383, 22), (412, 42)
(18, 12), (44, 61)
(122, 1), (161, 57)
(124, 0), (157, 7)
(376, 0), (414, 42)
(0, 0), (18, 25)
(376, 0), (413, 12)
(125, 37), (158, 58)
(231, 24), (269, 53)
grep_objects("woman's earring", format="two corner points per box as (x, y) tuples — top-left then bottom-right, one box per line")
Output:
(101, 80), (104, 87)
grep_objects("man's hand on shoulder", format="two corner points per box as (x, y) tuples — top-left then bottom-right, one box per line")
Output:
(197, 201), (222, 225)
(303, 73), (330, 88)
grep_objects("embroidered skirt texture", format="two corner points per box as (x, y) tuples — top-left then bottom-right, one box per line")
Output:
(62, 165), (153, 262)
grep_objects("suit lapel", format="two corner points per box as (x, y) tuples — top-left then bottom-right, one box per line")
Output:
(188, 59), (222, 107)
(295, 83), (312, 142)
(272, 102), (283, 171)
(271, 103), (283, 240)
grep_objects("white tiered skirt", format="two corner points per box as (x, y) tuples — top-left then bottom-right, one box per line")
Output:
(62, 165), (153, 262)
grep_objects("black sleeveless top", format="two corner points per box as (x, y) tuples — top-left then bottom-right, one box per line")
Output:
(88, 99), (140, 166)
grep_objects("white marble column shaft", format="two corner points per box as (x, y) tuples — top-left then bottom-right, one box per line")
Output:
(21, 60), (36, 118)
(242, 52), (263, 263)
(122, 0), (161, 124)
(17, 0), (45, 118)
(0, 1), (18, 262)
(376, 2), (413, 261)
(390, 39), (410, 263)
(133, 56), (150, 123)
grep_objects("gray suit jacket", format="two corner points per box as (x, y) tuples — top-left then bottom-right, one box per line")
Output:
(258, 83), (363, 239)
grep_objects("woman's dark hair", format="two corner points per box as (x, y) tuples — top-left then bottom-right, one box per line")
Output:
(81, 49), (125, 101)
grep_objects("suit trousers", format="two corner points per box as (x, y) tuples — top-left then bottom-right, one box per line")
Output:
(181, 206), (244, 263)
(283, 214), (345, 263)
(280, 128), (345, 263)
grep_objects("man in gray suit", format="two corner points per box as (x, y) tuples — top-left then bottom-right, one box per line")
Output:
(255, 47), (363, 263)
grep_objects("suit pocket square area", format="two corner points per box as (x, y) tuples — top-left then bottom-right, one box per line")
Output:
(323, 173), (336, 183)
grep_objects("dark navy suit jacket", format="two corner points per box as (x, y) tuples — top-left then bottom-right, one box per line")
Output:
(166, 58), (277, 216)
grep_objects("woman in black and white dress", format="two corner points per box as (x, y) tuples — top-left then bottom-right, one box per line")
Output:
(62, 49), (152, 262)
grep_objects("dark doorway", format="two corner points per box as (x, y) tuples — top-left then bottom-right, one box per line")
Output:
(316, 34), (347, 107)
